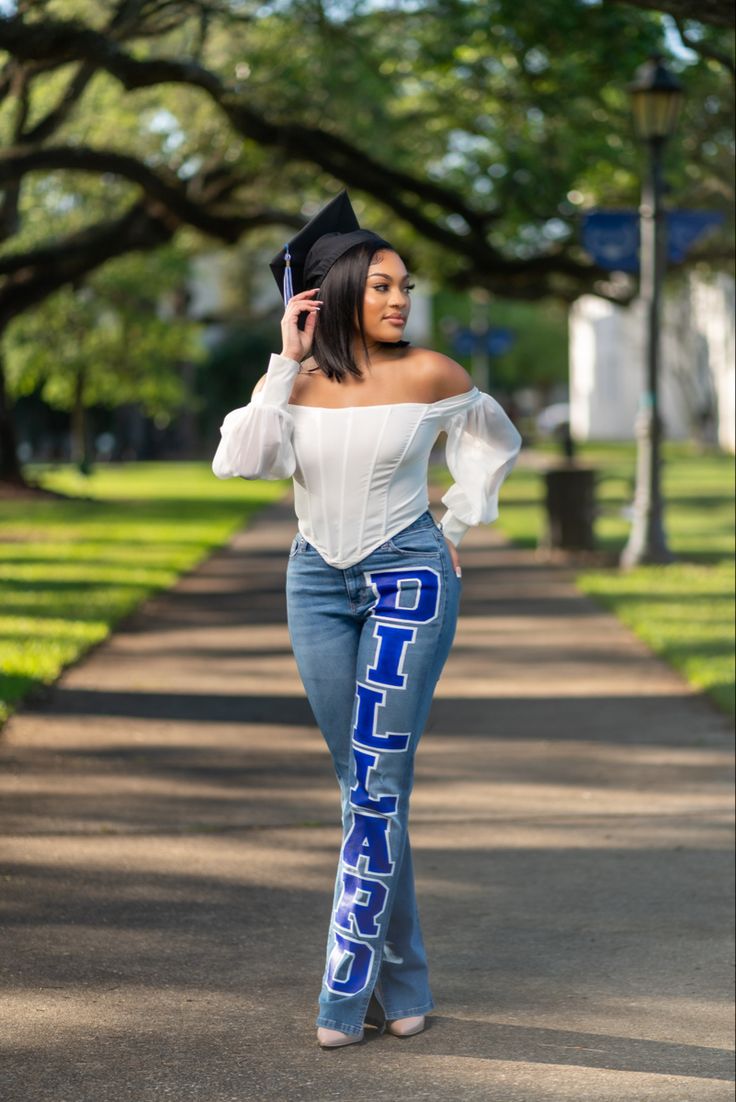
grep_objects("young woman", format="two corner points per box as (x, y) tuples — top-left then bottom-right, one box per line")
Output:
(212, 192), (522, 1049)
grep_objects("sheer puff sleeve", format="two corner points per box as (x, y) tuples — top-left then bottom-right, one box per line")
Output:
(211, 353), (300, 480)
(439, 390), (523, 548)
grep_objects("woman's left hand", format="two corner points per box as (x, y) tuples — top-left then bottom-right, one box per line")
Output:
(444, 536), (462, 578)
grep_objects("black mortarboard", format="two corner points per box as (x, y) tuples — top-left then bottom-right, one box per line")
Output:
(269, 190), (393, 304)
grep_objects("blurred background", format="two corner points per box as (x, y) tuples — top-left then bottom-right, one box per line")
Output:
(0, 0), (733, 721)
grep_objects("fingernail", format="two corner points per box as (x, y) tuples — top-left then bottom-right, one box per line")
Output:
(455, 569), (462, 578)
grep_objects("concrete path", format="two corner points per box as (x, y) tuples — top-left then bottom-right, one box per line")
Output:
(1, 487), (733, 1102)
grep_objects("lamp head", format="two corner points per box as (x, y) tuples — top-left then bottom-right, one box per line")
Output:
(628, 54), (684, 142)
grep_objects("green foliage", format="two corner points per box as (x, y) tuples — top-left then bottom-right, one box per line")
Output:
(490, 440), (735, 559)
(199, 0), (731, 267)
(577, 561), (735, 715)
(433, 288), (569, 391)
(6, 248), (203, 419)
(0, 462), (287, 726)
(1, 0), (733, 475)
(2, 1), (732, 280)
(196, 318), (278, 430)
(434, 439), (735, 715)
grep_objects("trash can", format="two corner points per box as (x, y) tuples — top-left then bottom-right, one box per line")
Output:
(542, 466), (597, 551)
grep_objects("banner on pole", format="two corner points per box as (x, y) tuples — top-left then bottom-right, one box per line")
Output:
(452, 327), (516, 357)
(581, 209), (724, 271)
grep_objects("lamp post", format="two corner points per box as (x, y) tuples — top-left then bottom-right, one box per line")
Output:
(620, 54), (683, 568)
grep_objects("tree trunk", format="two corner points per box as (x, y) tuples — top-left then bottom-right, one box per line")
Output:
(0, 337), (25, 484)
(70, 366), (93, 474)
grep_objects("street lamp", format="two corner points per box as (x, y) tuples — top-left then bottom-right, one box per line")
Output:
(620, 54), (684, 568)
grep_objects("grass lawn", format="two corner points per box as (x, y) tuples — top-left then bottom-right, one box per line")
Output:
(436, 443), (736, 718)
(444, 440), (734, 718)
(0, 462), (287, 726)
(3, 444), (733, 726)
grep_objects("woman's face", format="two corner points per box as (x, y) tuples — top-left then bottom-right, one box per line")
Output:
(359, 250), (413, 344)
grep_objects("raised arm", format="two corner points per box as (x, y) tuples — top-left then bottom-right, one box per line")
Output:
(211, 287), (323, 480)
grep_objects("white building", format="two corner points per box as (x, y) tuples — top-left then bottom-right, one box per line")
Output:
(569, 271), (735, 453)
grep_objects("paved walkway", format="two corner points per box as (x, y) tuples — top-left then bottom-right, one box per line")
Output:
(1, 487), (733, 1102)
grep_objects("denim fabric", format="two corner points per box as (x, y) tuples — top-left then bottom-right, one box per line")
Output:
(285, 509), (461, 1035)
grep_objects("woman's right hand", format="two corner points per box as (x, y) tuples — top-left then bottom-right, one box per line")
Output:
(443, 536), (462, 579)
(280, 288), (323, 363)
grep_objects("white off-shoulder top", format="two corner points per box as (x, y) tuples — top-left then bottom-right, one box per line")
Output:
(212, 353), (522, 569)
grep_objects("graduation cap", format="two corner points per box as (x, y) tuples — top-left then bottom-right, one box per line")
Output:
(269, 190), (393, 304)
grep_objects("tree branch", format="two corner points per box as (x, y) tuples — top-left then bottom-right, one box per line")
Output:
(0, 140), (606, 300)
(0, 144), (259, 242)
(0, 58), (13, 103)
(0, 198), (299, 327)
(23, 63), (98, 143)
(0, 201), (168, 328)
(0, 8), (730, 307)
(0, 14), (225, 95)
(1, 10), (545, 290)
(671, 15), (735, 77)
(0, 12), (500, 239)
(603, 0), (735, 30)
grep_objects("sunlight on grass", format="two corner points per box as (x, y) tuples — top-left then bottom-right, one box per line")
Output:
(4, 448), (734, 724)
(436, 440), (735, 717)
(0, 462), (288, 724)
(577, 562), (735, 716)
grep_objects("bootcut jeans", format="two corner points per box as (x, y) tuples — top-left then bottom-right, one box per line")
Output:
(285, 508), (461, 1036)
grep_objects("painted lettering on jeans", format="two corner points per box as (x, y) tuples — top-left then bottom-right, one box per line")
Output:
(325, 566), (441, 997)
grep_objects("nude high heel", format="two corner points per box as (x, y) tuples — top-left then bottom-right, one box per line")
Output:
(386, 1014), (426, 1037)
(317, 1026), (364, 1048)
(316, 991), (385, 1046)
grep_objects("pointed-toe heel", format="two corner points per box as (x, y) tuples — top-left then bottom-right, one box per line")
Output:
(317, 1026), (364, 1048)
(386, 1014), (426, 1038)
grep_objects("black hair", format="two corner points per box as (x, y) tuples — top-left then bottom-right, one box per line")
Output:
(306, 240), (410, 383)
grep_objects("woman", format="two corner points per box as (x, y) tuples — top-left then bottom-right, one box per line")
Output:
(212, 191), (522, 1049)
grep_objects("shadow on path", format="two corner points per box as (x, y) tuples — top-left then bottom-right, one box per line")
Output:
(1, 487), (733, 1102)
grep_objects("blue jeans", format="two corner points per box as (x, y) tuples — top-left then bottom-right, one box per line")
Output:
(285, 508), (461, 1035)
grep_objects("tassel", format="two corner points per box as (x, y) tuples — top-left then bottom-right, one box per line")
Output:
(282, 243), (294, 304)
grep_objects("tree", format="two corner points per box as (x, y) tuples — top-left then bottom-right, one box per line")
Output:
(6, 246), (202, 471)
(1, 0), (733, 482)
(605, 0), (735, 31)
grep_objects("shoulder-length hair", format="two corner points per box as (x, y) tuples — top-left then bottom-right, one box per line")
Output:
(306, 240), (409, 383)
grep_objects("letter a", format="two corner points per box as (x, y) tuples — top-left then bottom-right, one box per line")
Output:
(342, 811), (394, 875)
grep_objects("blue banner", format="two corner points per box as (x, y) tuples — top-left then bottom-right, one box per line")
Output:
(582, 210), (639, 272)
(667, 211), (724, 262)
(581, 209), (724, 271)
(487, 327), (515, 355)
(452, 327), (516, 357)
